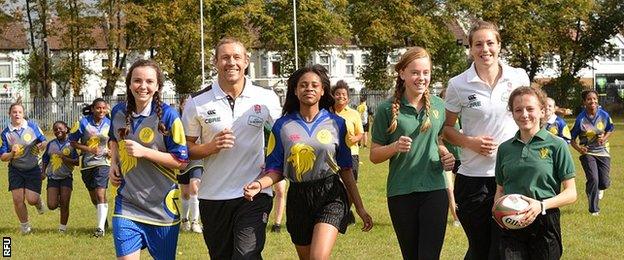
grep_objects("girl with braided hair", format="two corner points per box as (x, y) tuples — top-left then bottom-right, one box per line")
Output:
(108, 59), (189, 259)
(370, 47), (455, 259)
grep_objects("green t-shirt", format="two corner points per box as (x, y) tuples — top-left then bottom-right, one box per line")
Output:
(371, 95), (447, 197)
(495, 129), (575, 200)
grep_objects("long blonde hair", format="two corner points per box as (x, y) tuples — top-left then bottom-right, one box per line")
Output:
(387, 47), (432, 134)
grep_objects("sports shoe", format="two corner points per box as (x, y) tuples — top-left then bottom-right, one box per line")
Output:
(36, 199), (46, 214)
(590, 212), (600, 216)
(93, 227), (104, 237)
(270, 224), (282, 233)
(190, 221), (203, 233)
(21, 223), (32, 235)
(181, 219), (190, 232)
(58, 228), (66, 233)
(598, 190), (604, 200)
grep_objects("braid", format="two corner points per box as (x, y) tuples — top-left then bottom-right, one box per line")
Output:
(119, 100), (133, 140)
(420, 88), (432, 132)
(154, 92), (169, 136)
(387, 77), (404, 134)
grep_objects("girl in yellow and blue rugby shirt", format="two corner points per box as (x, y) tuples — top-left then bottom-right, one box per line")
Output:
(0, 100), (47, 234)
(42, 120), (79, 233)
(69, 98), (112, 237)
(108, 59), (188, 260)
(544, 97), (571, 143)
(570, 90), (614, 215)
(244, 65), (372, 260)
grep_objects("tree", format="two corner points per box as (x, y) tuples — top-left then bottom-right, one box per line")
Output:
(259, 0), (351, 74)
(152, 0), (207, 95)
(22, 0), (52, 98)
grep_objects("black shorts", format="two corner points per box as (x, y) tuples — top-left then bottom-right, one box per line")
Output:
(47, 177), (73, 189)
(81, 166), (110, 190)
(363, 122), (370, 132)
(177, 166), (202, 185)
(8, 165), (42, 194)
(287, 174), (349, 246)
(500, 208), (562, 259)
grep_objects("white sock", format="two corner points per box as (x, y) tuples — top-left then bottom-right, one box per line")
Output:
(20, 222), (30, 228)
(189, 195), (200, 222)
(181, 197), (190, 221)
(59, 224), (67, 231)
(96, 203), (108, 230)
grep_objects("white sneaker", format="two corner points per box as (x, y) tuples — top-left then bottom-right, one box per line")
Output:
(36, 199), (46, 214)
(180, 219), (190, 232)
(591, 212), (600, 216)
(598, 190), (604, 200)
(21, 224), (32, 234)
(190, 221), (203, 233)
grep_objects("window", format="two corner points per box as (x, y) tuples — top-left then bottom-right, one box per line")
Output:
(345, 54), (354, 75)
(260, 55), (268, 77)
(362, 54), (369, 65)
(0, 59), (12, 80)
(271, 61), (281, 77)
(319, 54), (330, 73)
(543, 54), (555, 68)
(601, 48), (624, 62)
(389, 53), (400, 64)
(619, 49), (624, 62)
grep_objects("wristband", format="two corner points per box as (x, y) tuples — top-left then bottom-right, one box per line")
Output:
(254, 180), (263, 190)
(540, 201), (546, 215)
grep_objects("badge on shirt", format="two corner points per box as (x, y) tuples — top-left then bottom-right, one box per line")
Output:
(247, 115), (263, 128)
(316, 129), (333, 144)
(467, 94), (481, 108)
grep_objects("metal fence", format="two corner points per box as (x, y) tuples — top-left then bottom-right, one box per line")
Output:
(0, 90), (392, 132)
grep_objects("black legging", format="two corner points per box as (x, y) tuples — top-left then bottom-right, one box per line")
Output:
(388, 189), (449, 260)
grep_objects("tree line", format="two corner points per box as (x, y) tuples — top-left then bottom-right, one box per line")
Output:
(1, 0), (623, 109)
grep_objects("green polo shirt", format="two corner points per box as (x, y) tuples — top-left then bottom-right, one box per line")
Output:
(495, 129), (575, 200)
(371, 95), (447, 197)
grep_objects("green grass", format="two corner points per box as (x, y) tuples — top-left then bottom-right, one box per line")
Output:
(2, 126), (623, 259)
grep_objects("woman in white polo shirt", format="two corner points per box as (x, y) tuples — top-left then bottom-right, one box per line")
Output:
(443, 20), (530, 260)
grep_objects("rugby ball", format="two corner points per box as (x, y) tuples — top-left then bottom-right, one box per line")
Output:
(493, 194), (529, 230)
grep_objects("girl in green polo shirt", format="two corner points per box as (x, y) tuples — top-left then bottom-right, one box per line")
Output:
(370, 47), (455, 260)
(494, 86), (577, 259)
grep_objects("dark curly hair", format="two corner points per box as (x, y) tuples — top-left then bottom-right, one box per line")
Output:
(282, 65), (334, 116)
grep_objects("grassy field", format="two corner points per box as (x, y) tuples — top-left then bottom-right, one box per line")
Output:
(1, 124), (623, 259)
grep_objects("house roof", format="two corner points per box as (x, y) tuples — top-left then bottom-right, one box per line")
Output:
(47, 17), (108, 51)
(0, 21), (28, 50)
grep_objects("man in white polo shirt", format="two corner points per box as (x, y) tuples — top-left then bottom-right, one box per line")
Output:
(182, 37), (282, 259)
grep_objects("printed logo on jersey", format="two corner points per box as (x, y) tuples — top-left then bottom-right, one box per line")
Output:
(289, 134), (301, 142)
(13, 144), (24, 158)
(62, 147), (71, 156)
(51, 154), (63, 171)
(431, 110), (439, 119)
(548, 125), (558, 135)
(247, 115), (263, 128)
(288, 143), (316, 182)
(254, 104), (262, 114)
(163, 186), (181, 218)
(204, 109), (220, 124)
(70, 121), (80, 133)
(539, 147), (550, 159)
(118, 140), (137, 175)
(597, 121), (605, 131)
(87, 136), (99, 149)
(139, 127), (155, 143)
(22, 133), (32, 142)
(467, 94), (481, 108)
(316, 129), (332, 144)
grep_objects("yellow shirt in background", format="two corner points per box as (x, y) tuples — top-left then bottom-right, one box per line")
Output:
(335, 106), (363, 155)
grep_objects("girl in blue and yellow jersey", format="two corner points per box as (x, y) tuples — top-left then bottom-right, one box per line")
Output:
(42, 120), (79, 232)
(545, 97), (571, 143)
(0, 99), (47, 234)
(570, 90), (614, 215)
(69, 97), (112, 237)
(108, 59), (188, 260)
(244, 65), (372, 260)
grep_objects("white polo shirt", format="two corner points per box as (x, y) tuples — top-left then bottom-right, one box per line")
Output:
(182, 79), (282, 200)
(445, 62), (530, 177)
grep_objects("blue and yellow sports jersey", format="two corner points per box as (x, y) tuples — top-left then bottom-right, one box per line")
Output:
(0, 120), (46, 171)
(544, 114), (571, 143)
(109, 101), (188, 226)
(42, 139), (79, 179)
(69, 115), (111, 169)
(571, 108), (614, 156)
(265, 109), (352, 183)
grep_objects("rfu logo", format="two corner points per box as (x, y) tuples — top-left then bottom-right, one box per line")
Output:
(206, 109), (216, 116)
(468, 94), (477, 101)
